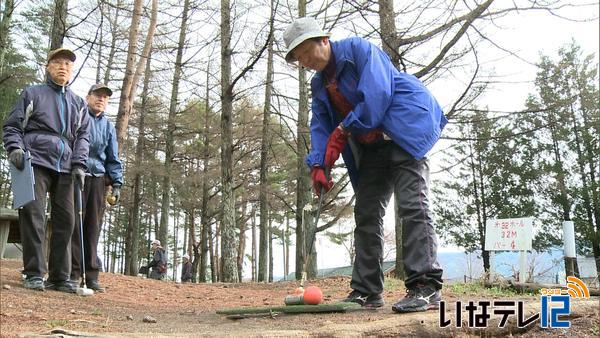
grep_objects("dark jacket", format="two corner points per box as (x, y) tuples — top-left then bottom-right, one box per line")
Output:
(3, 79), (91, 173)
(149, 247), (167, 279)
(86, 109), (123, 187)
(306, 37), (447, 189)
(181, 261), (192, 282)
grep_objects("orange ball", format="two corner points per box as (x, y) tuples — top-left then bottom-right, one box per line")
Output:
(302, 286), (323, 305)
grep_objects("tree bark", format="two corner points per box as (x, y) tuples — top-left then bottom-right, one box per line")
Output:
(0, 0), (15, 73)
(49, 0), (68, 50)
(294, 0), (312, 281)
(219, 0), (239, 283)
(258, 1), (275, 281)
(124, 53), (152, 276)
(377, 0), (399, 68)
(102, 0), (122, 84)
(159, 0), (189, 257)
(198, 65), (211, 283)
(114, 0), (157, 150)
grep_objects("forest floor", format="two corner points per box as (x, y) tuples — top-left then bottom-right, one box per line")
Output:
(0, 258), (598, 337)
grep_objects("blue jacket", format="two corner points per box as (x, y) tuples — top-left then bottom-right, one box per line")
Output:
(305, 37), (447, 189)
(86, 109), (123, 187)
(3, 79), (91, 173)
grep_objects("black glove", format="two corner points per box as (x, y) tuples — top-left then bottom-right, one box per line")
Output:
(8, 148), (25, 170)
(72, 166), (86, 189)
(112, 186), (121, 203)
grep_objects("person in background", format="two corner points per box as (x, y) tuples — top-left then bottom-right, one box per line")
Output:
(146, 239), (167, 280)
(3, 48), (90, 293)
(283, 18), (446, 312)
(70, 84), (123, 293)
(181, 254), (192, 283)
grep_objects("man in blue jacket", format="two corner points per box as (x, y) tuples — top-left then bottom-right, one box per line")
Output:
(3, 48), (90, 293)
(70, 84), (123, 292)
(283, 18), (446, 312)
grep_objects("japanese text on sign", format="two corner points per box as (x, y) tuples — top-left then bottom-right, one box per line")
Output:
(484, 218), (533, 251)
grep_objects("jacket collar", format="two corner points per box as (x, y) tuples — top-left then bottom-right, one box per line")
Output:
(45, 76), (71, 93)
(87, 106), (105, 119)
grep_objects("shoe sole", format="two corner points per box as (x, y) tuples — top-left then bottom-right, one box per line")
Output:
(24, 286), (45, 291)
(392, 303), (439, 313)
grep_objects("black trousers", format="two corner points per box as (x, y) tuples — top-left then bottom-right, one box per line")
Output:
(71, 176), (105, 282)
(351, 142), (443, 295)
(19, 165), (74, 282)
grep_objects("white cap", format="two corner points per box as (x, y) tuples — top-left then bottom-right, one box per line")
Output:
(182, 254), (190, 260)
(151, 239), (161, 246)
(283, 17), (330, 63)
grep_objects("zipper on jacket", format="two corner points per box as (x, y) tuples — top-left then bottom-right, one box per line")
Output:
(56, 86), (66, 172)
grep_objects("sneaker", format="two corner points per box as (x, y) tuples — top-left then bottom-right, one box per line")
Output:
(45, 280), (76, 294)
(391, 284), (441, 313)
(342, 290), (384, 308)
(23, 276), (45, 291)
(86, 280), (105, 293)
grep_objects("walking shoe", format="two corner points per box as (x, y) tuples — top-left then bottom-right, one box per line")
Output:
(342, 290), (384, 308)
(23, 276), (45, 291)
(45, 280), (76, 294)
(391, 284), (441, 313)
(86, 280), (105, 293)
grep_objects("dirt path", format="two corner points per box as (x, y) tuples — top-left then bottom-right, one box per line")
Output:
(1, 259), (598, 337)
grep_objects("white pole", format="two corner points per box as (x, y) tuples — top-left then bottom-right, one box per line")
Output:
(519, 251), (527, 283)
(489, 251), (495, 283)
(562, 221), (576, 258)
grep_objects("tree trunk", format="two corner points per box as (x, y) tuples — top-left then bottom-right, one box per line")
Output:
(268, 216), (273, 282)
(377, 0), (400, 68)
(159, 0), (189, 257)
(124, 53), (152, 276)
(0, 0), (15, 72)
(199, 69), (211, 283)
(284, 215), (289, 279)
(237, 197), (248, 282)
(103, 0), (122, 84)
(49, 0), (68, 50)
(258, 5), (275, 281)
(294, 0), (311, 281)
(219, 0), (238, 283)
(379, 0), (404, 278)
(115, 0), (157, 149)
(251, 209), (257, 281)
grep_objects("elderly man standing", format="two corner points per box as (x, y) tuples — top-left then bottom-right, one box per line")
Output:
(147, 239), (167, 280)
(70, 84), (123, 293)
(3, 48), (90, 293)
(283, 18), (446, 312)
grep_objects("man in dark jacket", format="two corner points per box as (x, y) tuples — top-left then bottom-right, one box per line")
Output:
(70, 84), (123, 293)
(3, 48), (91, 293)
(283, 18), (445, 312)
(147, 239), (167, 280)
(181, 254), (192, 283)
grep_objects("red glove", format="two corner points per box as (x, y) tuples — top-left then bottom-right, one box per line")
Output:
(311, 167), (333, 197)
(324, 126), (348, 168)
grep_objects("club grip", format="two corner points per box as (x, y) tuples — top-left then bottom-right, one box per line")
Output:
(284, 294), (304, 306)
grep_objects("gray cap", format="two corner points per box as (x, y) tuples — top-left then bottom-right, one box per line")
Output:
(88, 83), (113, 96)
(283, 17), (329, 63)
(47, 48), (76, 63)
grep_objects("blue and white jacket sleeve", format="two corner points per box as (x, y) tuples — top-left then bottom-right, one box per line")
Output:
(105, 122), (124, 187)
(2, 88), (29, 152)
